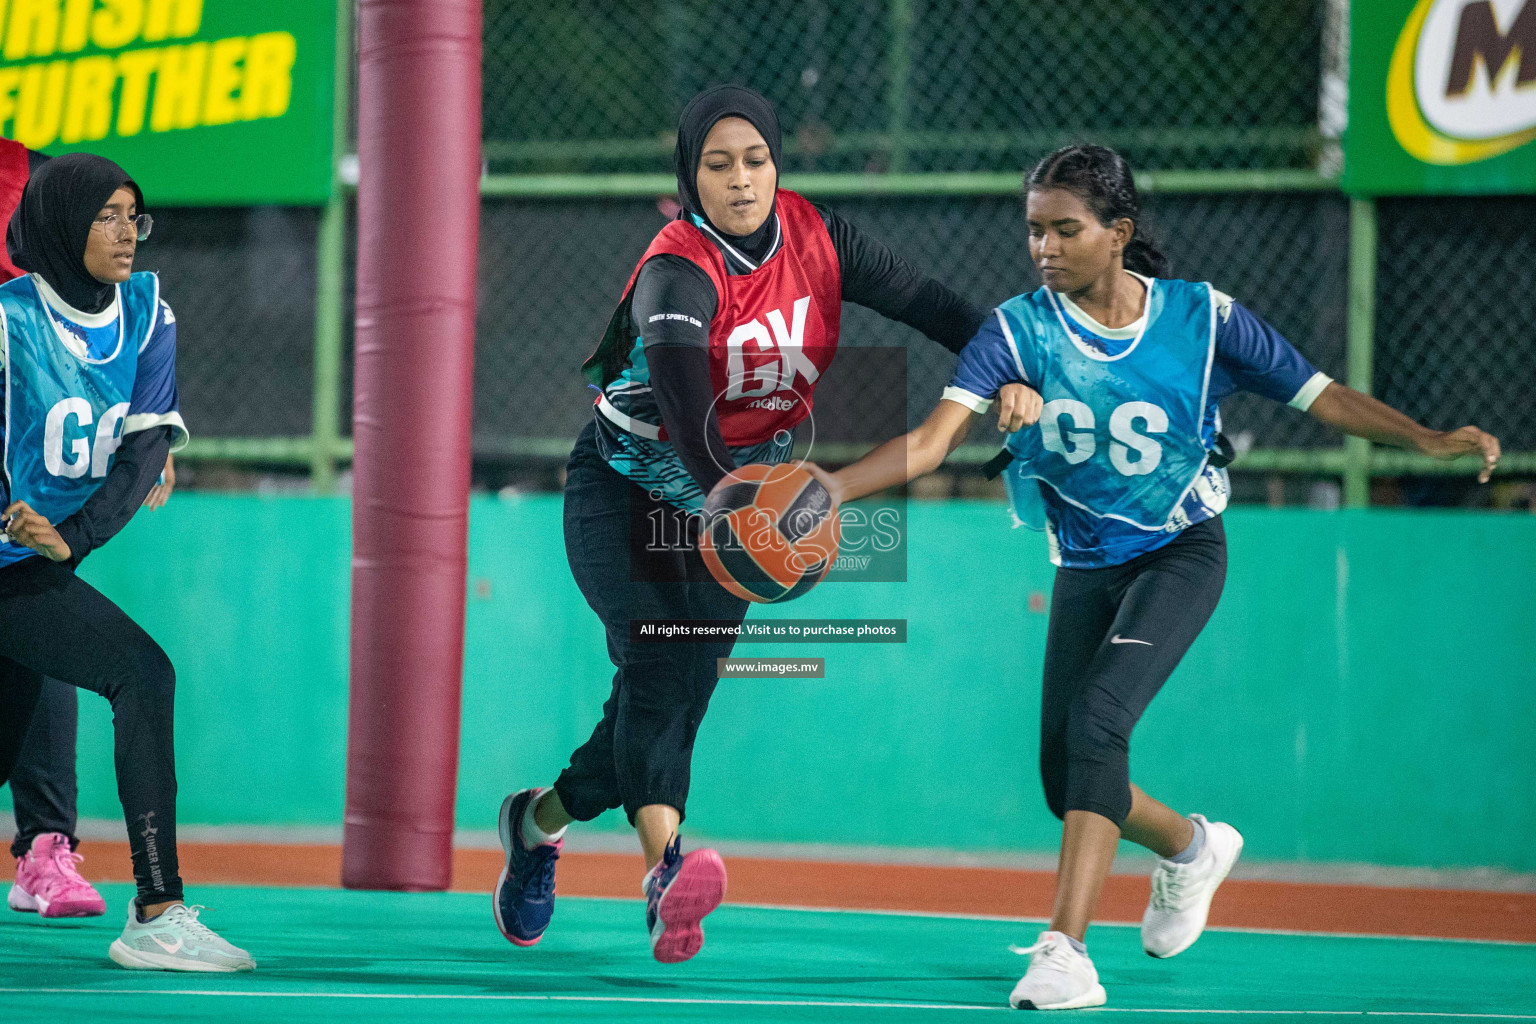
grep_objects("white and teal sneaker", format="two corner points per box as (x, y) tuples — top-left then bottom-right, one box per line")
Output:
(108, 901), (255, 972)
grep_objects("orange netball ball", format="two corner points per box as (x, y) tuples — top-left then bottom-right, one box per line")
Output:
(699, 463), (842, 603)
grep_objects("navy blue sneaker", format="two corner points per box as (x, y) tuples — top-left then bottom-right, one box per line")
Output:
(643, 835), (726, 963)
(493, 788), (562, 946)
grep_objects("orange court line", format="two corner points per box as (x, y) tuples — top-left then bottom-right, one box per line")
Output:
(72, 841), (1536, 945)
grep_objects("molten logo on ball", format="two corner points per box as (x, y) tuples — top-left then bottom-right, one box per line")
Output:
(700, 463), (842, 604)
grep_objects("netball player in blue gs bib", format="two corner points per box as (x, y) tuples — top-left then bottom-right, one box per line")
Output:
(0, 154), (252, 971)
(811, 145), (1500, 1010)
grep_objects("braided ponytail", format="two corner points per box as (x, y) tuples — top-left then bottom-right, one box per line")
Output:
(1123, 235), (1168, 278)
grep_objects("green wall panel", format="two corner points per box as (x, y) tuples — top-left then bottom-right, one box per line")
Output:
(3, 496), (1532, 871)
(65, 496), (354, 827)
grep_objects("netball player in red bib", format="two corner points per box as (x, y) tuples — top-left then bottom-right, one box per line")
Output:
(493, 85), (993, 962)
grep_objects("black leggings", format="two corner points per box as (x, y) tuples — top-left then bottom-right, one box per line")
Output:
(553, 421), (747, 826)
(0, 556), (182, 904)
(7, 676), (80, 858)
(1040, 516), (1227, 826)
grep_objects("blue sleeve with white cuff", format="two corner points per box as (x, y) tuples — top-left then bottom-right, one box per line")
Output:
(1210, 299), (1328, 407)
(945, 311), (1030, 410)
(128, 301), (179, 421)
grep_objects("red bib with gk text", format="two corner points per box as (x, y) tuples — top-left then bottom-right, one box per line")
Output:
(609, 189), (842, 446)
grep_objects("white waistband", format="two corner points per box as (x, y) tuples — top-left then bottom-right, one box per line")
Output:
(596, 393), (663, 441)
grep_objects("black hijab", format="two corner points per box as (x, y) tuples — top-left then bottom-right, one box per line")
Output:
(673, 85), (783, 259)
(8, 152), (144, 314)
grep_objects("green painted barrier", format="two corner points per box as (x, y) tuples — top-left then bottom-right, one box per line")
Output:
(3, 495), (1533, 872)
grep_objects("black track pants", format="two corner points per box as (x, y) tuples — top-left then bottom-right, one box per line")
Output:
(553, 421), (747, 827)
(0, 556), (182, 903)
(7, 676), (80, 858)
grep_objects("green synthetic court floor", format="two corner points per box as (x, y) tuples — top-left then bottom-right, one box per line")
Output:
(3, 884), (1534, 1022)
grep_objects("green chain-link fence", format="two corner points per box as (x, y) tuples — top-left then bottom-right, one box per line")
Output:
(1375, 196), (1536, 451)
(145, 208), (321, 440)
(168, 0), (1535, 507)
(460, 188), (1353, 451)
(481, 0), (1325, 174)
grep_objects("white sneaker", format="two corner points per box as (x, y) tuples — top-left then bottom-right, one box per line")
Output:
(108, 900), (255, 972)
(1141, 814), (1243, 959)
(1007, 930), (1107, 1010)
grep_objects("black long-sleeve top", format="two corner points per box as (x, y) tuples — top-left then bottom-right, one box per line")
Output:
(631, 204), (986, 496)
(52, 426), (172, 569)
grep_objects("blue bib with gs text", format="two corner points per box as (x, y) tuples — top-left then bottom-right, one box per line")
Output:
(1000, 278), (1216, 532)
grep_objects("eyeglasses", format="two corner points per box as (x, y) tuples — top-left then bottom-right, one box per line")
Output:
(92, 212), (153, 242)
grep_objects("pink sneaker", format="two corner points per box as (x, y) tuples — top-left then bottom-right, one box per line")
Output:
(8, 833), (107, 918)
(643, 836), (726, 964)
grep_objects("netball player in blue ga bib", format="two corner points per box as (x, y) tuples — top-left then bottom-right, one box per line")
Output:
(811, 145), (1499, 1011)
(0, 153), (252, 971)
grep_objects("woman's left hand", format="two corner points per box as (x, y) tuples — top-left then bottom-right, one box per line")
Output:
(995, 383), (1043, 433)
(2, 501), (72, 561)
(143, 452), (175, 509)
(1418, 426), (1501, 483)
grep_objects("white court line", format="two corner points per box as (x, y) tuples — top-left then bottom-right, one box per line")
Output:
(73, 887), (1531, 949)
(47, 819), (1536, 892)
(718, 900), (1536, 948)
(1, 990), (999, 1011)
(1091, 1013), (1536, 1020)
(2, 990), (1534, 1018)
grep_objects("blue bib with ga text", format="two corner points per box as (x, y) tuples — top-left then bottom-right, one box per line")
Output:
(0, 272), (160, 566)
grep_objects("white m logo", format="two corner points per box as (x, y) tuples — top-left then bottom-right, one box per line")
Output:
(724, 295), (819, 400)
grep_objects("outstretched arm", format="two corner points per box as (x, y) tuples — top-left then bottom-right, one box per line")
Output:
(53, 426), (174, 565)
(1307, 382), (1501, 483)
(0, 427), (172, 564)
(810, 384), (1042, 504)
(1210, 297), (1500, 484)
(815, 204), (987, 353)
(808, 399), (975, 505)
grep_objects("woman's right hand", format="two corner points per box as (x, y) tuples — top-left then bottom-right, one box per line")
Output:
(2, 501), (72, 562)
(801, 462), (844, 506)
(994, 383), (1043, 433)
(1417, 425), (1501, 483)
